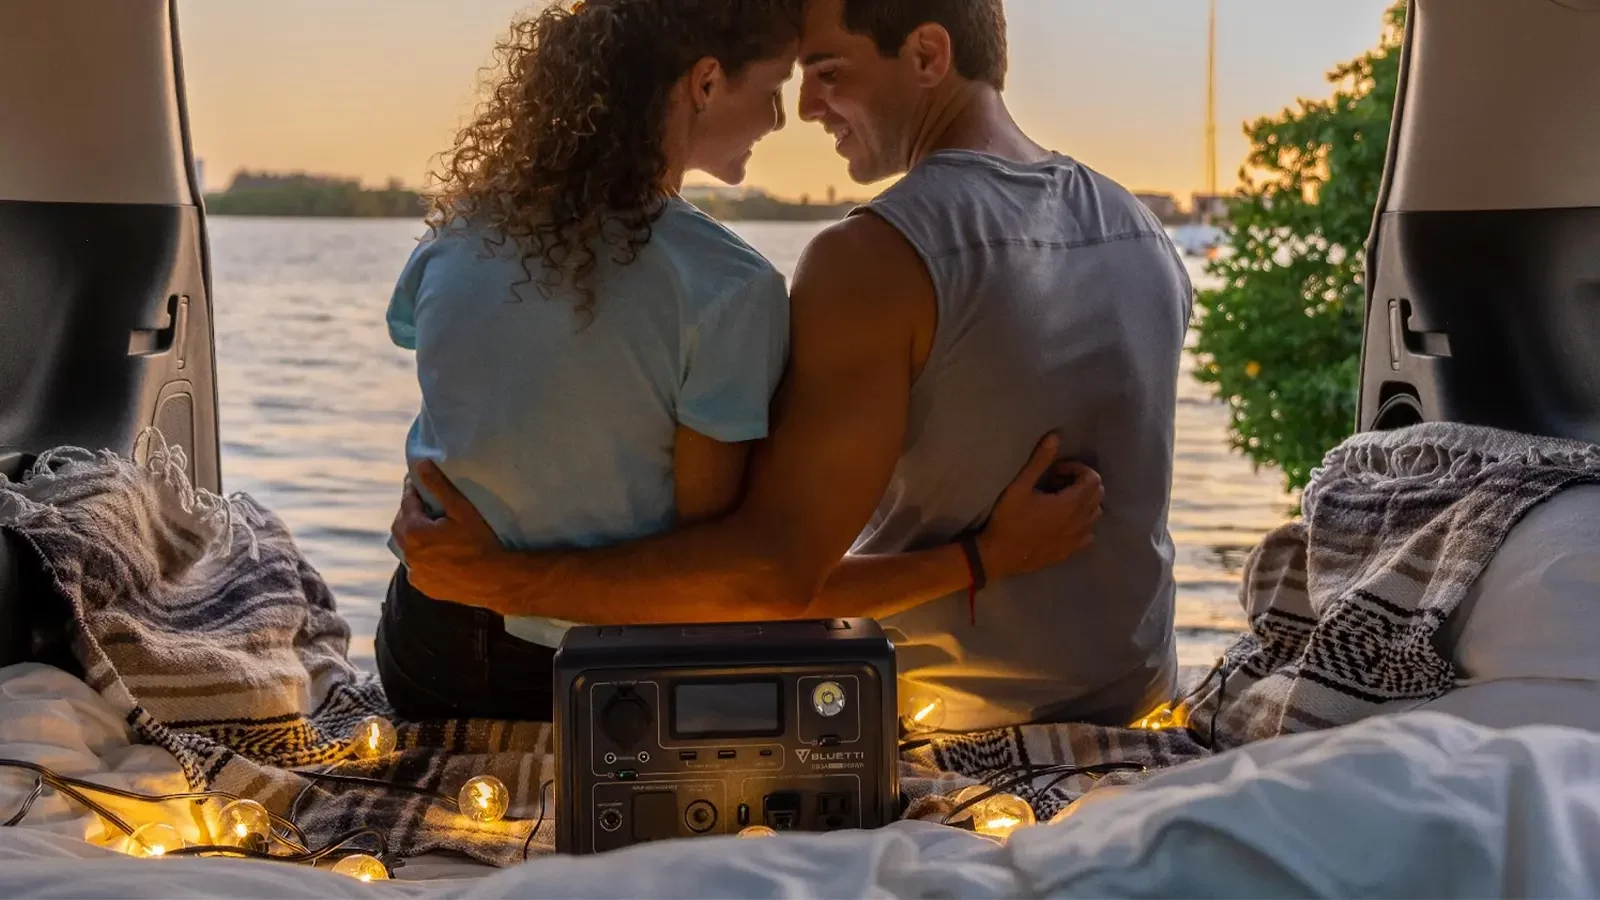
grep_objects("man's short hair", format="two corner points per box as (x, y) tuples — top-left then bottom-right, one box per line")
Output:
(840, 0), (1008, 90)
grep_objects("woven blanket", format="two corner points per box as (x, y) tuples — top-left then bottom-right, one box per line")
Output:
(3, 423), (1597, 866)
(1174, 422), (1600, 750)
(0, 437), (551, 867)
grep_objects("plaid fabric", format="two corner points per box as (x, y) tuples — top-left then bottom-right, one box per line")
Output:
(1179, 422), (1600, 750)
(899, 723), (1208, 823)
(0, 436), (550, 867)
(4, 423), (1597, 865)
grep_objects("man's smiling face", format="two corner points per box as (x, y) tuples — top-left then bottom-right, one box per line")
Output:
(796, 0), (923, 184)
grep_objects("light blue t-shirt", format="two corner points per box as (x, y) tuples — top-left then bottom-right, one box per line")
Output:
(386, 198), (789, 645)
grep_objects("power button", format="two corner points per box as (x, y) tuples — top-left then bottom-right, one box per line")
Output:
(811, 681), (846, 717)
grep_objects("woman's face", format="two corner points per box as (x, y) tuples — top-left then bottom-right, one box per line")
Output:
(686, 47), (797, 185)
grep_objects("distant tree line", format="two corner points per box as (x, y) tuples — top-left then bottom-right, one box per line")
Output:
(204, 170), (857, 222)
(686, 193), (857, 222)
(204, 171), (424, 218)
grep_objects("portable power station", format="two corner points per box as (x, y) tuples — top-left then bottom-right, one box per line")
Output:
(552, 618), (899, 854)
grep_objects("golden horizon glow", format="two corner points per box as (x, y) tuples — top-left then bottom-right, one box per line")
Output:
(176, 1), (1395, 203)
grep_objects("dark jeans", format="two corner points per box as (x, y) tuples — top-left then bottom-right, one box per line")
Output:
(375, 565), (555, 722)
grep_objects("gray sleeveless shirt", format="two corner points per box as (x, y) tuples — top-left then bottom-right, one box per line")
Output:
(854, 150), (1192, 732)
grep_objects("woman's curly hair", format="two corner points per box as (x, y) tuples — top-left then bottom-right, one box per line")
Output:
(424, 0), (801, 317)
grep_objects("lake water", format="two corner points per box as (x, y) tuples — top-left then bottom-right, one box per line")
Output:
(209, 216), (1295, 670)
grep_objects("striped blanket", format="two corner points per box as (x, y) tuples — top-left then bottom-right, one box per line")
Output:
(2, 424), (1595, 865)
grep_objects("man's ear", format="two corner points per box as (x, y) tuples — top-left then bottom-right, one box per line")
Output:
(687, 56), (726, 112)
(905, 23), (953, 86)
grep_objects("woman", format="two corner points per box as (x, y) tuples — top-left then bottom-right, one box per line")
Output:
(376, 0), (1100, 724)
(378, 0), (806, 723)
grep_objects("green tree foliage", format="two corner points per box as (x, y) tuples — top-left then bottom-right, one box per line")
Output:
(204, 171), (424, 218)
(1191, 3), (1405, 493)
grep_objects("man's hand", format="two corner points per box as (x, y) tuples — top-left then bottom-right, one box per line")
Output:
(977, 434), (1104, 580)
(390, 461), (506, 609)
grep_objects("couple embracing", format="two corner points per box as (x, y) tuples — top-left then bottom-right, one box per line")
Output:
(378, 0), (1192, 735)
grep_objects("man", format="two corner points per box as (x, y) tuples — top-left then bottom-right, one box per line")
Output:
(395, 0), (1191, 732)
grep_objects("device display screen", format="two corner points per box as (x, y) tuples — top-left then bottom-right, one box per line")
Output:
(672, 681), (781, 736)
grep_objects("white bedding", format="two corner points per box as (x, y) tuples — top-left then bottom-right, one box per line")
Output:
(5, 661), (1600, 898)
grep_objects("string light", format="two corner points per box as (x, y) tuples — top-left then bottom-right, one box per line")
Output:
(458, 775), (509, 823)
(951, 784), (989, 806)
(330, 853), (390, 882)
(126, 822), (185, 858)
(900, 691), (946, 734)
(1129, 702), (1189, 731)
(352, 716), (397, 759)
(216, 798), (272, 850)
(1, 758), (535, 873)
(972, 792), (1034, 839)
(737, 825), (779, 838)
(0, 757), (538, 875)
(945, 784), (994, 831)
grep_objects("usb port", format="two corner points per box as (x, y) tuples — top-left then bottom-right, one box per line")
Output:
(717, 749), (736, 760)
(679, 750), (698, 761)
(759, 749), (773, 757)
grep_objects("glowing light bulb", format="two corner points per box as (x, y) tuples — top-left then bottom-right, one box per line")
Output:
(458, 775), (509, 823)
(352, 716), (396, 759)
(331, 853), (390, 882)
(126, 822), (184, 858)
(1130, 703), (1189, 731)
(974, 792), (1035, 840)
(217, 798), (272, 849)
(738, 825), (779, 838)
(952, 784), (990, 805)
(946, 783), (994, 829)
(901, 692), (946, 734)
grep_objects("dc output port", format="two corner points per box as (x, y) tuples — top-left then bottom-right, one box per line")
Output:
(599, 808), (623, 832)
(684, 799), (718, 834)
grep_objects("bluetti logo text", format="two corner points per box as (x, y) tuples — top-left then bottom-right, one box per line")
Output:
(796, 749), (866, 763)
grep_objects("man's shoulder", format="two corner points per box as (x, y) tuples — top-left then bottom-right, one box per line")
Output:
(800, 214), (928, 293)
(786, 214), (933, 346)
(867, 150), (1167, 248)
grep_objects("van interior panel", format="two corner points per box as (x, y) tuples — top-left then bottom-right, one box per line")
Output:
(1360, 0), (1600, 437)
(0, 0), (216, 668)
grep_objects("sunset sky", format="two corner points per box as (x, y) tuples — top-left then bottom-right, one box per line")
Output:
(176, 0), (1395, 202)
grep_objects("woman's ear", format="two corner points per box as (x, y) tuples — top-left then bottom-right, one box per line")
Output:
(687, 56), (725, 113)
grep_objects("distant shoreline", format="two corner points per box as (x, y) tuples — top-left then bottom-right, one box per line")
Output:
(202, 174), (859, 223)
(206, 213), (848, 224)
(202, 197), (855, 223)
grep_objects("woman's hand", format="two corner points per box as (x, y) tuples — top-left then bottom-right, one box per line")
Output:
(977, 434), (1104, 580)
(390, 461), (508, 610)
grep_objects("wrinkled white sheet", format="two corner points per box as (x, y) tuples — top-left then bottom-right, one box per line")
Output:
(0, 663), (192, 850)
(6, 660), (1600, 898)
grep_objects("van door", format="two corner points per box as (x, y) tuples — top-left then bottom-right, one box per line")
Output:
(0, 0), (218, 666)
(0, 0), (220, 490)
(1359, 0), (1600, 437)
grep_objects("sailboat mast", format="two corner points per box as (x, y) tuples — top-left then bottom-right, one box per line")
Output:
(1206, 0), (1218, 197)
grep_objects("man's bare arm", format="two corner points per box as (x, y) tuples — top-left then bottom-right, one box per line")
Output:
(806, 440), (1103, 620)
(398, 214), (923, 622)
